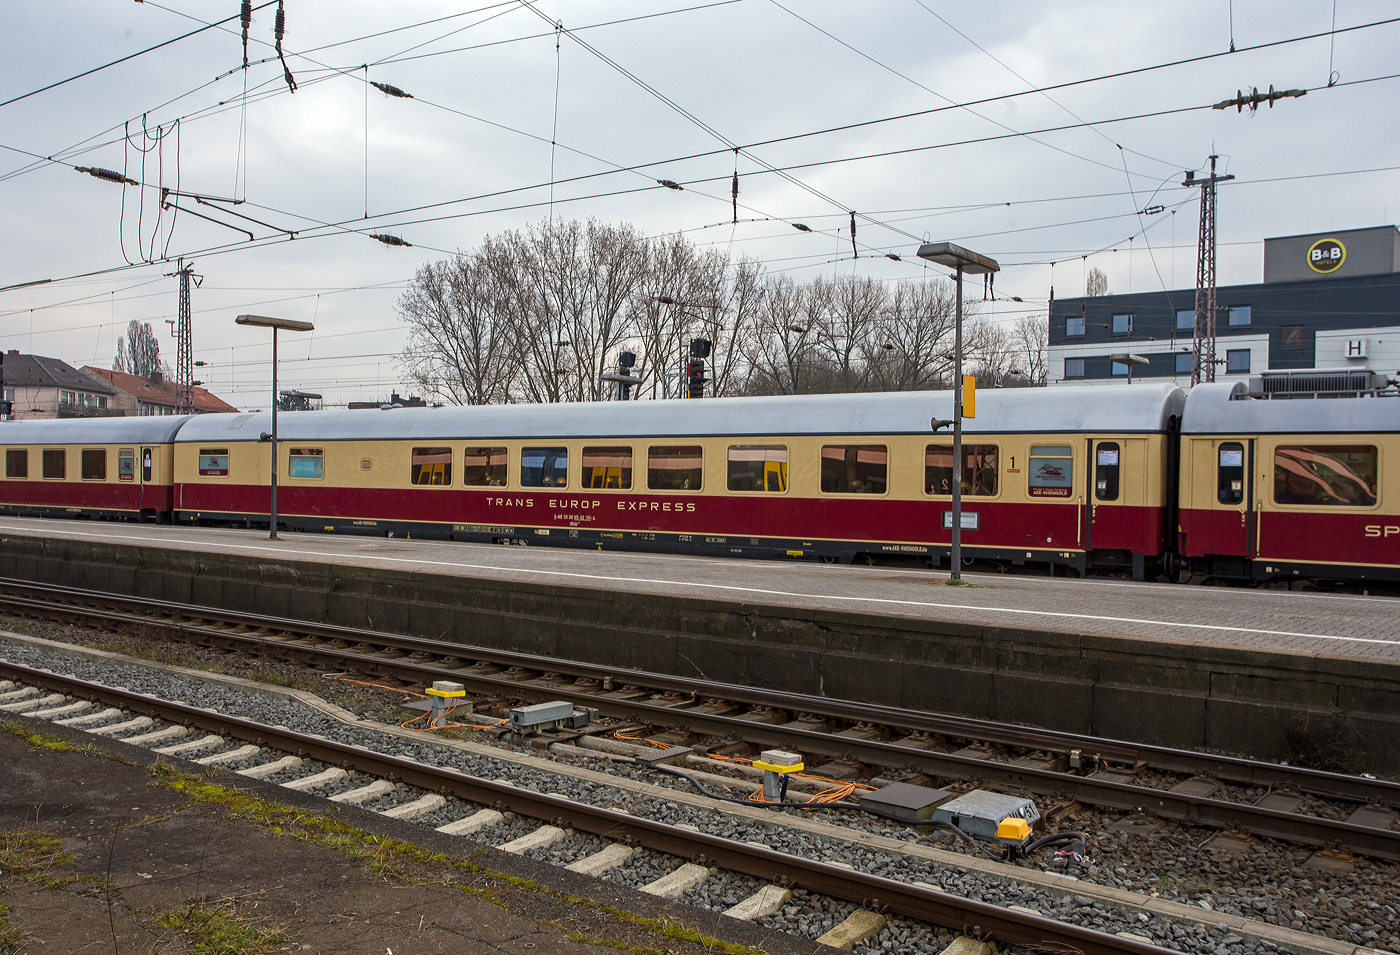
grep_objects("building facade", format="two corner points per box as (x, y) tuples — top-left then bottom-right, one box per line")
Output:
(0, 351), (118, 419)
(1049, 226), (1400, 387)
(80, 367), (238, 416)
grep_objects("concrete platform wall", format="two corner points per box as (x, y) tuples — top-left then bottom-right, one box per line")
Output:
(3, 532), (1397, 773)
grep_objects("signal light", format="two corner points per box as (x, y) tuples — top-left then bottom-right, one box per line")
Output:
(689, 338), (711, 359)
(687, 359), (706, 399)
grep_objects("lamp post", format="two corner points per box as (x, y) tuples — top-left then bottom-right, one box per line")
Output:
(916, 242), (999, 581)
(235, 314), (315, 540)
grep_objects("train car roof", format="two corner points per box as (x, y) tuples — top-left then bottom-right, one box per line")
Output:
(0, 415), (191, 444)
(174, 384), (1186, 442)
(1182, 382), (1400, 434)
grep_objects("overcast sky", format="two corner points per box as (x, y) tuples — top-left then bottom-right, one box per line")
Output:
(2, 0), (1396, 408)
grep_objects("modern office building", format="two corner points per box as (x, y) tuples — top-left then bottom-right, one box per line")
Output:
(1048, 225), (1400, 387)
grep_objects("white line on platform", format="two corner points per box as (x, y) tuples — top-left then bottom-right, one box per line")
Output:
(4, 522), (1396, 650)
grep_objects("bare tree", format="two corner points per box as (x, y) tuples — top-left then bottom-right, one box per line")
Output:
(1085, 267), (1109, 297)
(740, 276), (824, 395)
(1012, 315), (1048, 386)
(965, 319), (1018, 386)
(811, 274), (885, 392)
(866, 280), (959, 392)
(112, 321), (164, 378)
(398, 256), (516, 405)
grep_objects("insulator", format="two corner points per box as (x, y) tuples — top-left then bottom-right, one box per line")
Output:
(371, 234), (412, 247)
(274, 1), (285, 42)
(76, 166), (137, 186)
(240, 0), (251, 29)
(792, 223), (812, 233)
(657, 179), (683, 191)
(371, 81), (413, 99)
(885, 253), (902, 262)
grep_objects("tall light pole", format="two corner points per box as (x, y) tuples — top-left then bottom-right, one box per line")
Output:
(235, 314), (315, 540)
(916, 242), (999, 581)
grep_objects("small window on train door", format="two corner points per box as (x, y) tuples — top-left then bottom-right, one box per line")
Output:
(410, 447), (452, 486)
(820, 445), (887, 494)
(1095, 442), (1120, 501)
(288, 448), (324, 480)
(582, 447), (632, 489)
(42, 448), (65, 480)
(5, 448), (27, 479)
(728, 446), (788, 492)
(462, 447), (508, 487)
(81, 448), (107, 481)
(141, 448), (152, 482)
(648, 446), (702, 491)
(118, 448), (135, 482)
(521, 446), (568, 488)
(197, 448), (228, 477)
(1217, 442), (1245, 505)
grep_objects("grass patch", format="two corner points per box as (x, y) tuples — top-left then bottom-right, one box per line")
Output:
(0, 903), (26, 954)
(157, 902), (286, 954)
(0, 828), (77, 890)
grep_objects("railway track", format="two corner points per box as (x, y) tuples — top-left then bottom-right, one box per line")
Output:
(0, 658), (1175, 955)
(1, 576), (1397, 866)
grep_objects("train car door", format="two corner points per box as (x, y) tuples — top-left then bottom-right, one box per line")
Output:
(1209, 439), (1254, 559)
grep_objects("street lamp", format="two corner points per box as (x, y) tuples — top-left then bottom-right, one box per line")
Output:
(235, 314), (315, 540)
(1110, 353), (1150, 384)
(916, 242), (999, 581)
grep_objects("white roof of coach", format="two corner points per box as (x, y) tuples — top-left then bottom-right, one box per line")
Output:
(1182, 382), (1400, 435)
(0, 416), (191, 444)
(175, 384), (1185, 443)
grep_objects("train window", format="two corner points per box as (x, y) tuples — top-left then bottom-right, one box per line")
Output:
(648, 446), (702, 491)
(118, 449), (135, 482)
(1274, 445), (1377, 508)
(1028, 445), (1074, 498)
(288, 448), (324, 480)
(582, 447), (632, 490)
(926, 444), (998, 496)
(1095, 442), (1121, 501)
(42, 449), (64, 480)
(410, 447), (452, 486)
(197, 448), (228, 477)
(1217, 443), (1244, 505)
(463, 447), (507, 487)
(820, 445), (887, 494)
(142, 448), (152, 482)
(728, 446), (788, 493)
(81, 449), (107, 481)
(5, 449), (26, 479)
(521, 446), (568, 488)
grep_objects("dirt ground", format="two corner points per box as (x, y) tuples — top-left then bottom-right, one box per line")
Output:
(0, 718), (813, 955)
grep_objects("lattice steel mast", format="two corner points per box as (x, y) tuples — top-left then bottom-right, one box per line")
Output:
(173, 259), (196, 413)
(1182, 156), (1233, 386)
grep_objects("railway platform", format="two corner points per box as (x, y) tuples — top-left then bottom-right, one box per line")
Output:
(1, 518), (1398, 773)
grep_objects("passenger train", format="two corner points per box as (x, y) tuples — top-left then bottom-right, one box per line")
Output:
(1, 382), (1395, 584)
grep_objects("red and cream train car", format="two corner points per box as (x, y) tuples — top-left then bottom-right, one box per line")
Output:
(171, 385), (1186, 578)
(1177, 382), (1399, 583)
(0, 416), (189, 521)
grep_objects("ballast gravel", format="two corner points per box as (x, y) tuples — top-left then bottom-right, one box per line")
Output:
(4, 638), (1397, 955)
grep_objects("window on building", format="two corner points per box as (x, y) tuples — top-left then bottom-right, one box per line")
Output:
(1064, 358), (1085, 378)
(462, 447), (508, 486)
(926, 444), (998, 496)
(1280, 324), (1306, 348)
(42, 449), (65, 480)
(198, 449), (229, 477)
(5, 449), (27, 479)
(288, 448), (324, 479)
(1028, 445), (1074, 498)
(1112, 361), (1129, 376)
(410, 447), (452, 486)
(118, 449), (135, 482)
(1274, 445), (1377, 507)
(582, 446), (632, 489)
(647, 446), (702, 491)
(1175, 352), (1193, 374)
(1095, 442), (1120, 501)
(520, 446), (568, 487)
(1066, 315), (1085, 337)
(1218, 442), (1245, 505)
(60, 391), (74, 406)
(820, 445), (887, 494)
(1226, 349), (1251, 374)
(81, 449), (106, 481)
(1176, 309), (1195, 331)
(1112, 313), (1132, 334)
(728, 445), (788, 492)
(98, 396), (107, 408)
(1228, 306), (1251, 327)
